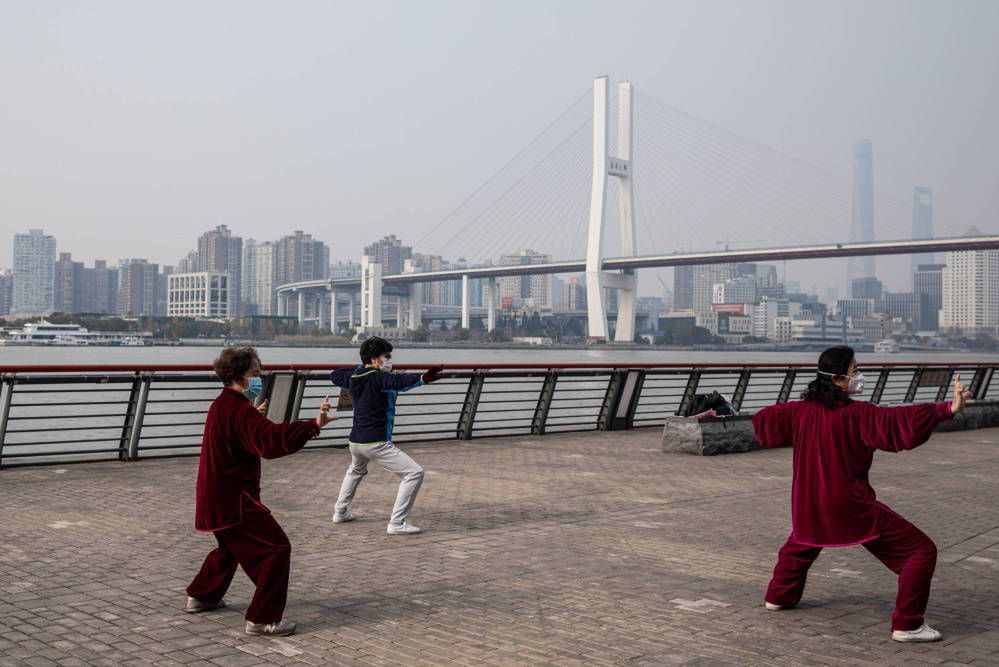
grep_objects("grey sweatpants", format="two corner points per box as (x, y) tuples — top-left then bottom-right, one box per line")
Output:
(334, 442), (424, 526)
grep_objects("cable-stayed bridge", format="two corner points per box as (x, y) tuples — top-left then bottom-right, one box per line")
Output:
(276, 76), (999, 341)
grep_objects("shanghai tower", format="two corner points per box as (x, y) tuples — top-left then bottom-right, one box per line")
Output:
(847, 138), (875, 282)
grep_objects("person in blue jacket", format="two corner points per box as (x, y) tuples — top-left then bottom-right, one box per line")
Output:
(330, 337), (443, 535)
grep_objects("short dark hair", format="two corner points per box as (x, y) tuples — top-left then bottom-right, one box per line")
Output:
(214, 346), (260, 386)
(359, 336), (392, 365)
(801, 345), (854, 408)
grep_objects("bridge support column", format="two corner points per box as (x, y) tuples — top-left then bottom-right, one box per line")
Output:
(461, 275), (471, 330)
(486, 277), (497, 332)
(348, 293), (356, 329)
(277, 292), (288, 317)
(296, 291), (305, 326)
(317, 293), (327, 331)
(585, 76), (638, 343)
(408, 284), (423, 330)
(330, 292), (339, 334)
(361, 256), (383, 328)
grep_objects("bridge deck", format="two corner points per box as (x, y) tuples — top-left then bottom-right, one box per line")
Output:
(3, 427), (999, 665)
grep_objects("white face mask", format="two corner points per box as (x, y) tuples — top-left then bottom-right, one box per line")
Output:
(818, 370), (865, 395)
(380, 356), (393, 372)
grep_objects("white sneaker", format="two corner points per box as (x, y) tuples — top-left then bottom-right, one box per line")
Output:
(184, 596), (226, 613)
(332, 510), (354, 523)
(892, 624), (942, 642)
(764, 602), (784, 611)
(245, 619), (297, 637)
(387, 520), (422, 535)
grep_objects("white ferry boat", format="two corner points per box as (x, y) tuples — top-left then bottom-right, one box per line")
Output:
(874, 339), (899, 353)
(3, 321), (151, 346)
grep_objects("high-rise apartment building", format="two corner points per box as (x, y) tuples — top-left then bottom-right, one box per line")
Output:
(117, 259), (159, 316)
(53, 252), (84, 314)
(499, 250), (553, 309)
(242, 240), (277, 316)
(197, 225), (243, 317)
(12, 229), (56, 315)
(364, 235), (412, 276)
(940, 227), (999, 334)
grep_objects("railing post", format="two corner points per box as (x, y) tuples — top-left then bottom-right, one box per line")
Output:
(531, 371), (558, 436)
(0, 375), (14, 469)
(870, 367), (890, 405)
(290, 372), (308, 420)
(598, 370), (625, 429)
(904, 368), (924, 404)
(969, 367), (993, 401)
(457, 372), (485, 440)
(731, 368), (752, 412)
(776, 368), (797, 404)
(676, 369), (701, 416)
(119, 372), (143, 461)
(126, 374), (152, 461)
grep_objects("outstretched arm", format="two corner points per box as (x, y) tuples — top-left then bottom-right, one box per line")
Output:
(751, 402), (795, 448)
(858, 374), (969, 452)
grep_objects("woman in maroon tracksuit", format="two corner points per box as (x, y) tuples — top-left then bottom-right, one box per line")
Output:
(184, 347), (335, 637)
(752, 345), (970, 642)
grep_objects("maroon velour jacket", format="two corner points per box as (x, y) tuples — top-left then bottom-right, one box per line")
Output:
(752, 399), (954, 547)
(195, 386), (321, 532)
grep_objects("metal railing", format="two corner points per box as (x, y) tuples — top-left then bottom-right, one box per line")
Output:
(0, 361), (995, 467)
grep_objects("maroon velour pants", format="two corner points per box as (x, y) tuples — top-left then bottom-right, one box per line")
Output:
(187, 498), (291, 624)
(765, 502), (937, 631)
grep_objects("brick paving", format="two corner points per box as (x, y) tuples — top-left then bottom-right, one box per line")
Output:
(2, 426), (999, 666)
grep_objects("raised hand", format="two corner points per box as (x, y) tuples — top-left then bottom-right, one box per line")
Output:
(950, 374), (972, 414)
(256, 399), (269, 416)
(422, 365), (444, 384)
(316, 394), (337, 427)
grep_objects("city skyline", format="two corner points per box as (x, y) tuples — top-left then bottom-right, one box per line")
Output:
(1, 1), (998, 299)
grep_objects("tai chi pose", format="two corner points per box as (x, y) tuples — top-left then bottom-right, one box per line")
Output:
(185, 347), (335, 637)
(752, 345), (970, 643)
(330, 336), (442, 535)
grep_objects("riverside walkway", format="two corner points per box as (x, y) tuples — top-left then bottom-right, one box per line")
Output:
(2, 427), (999, 666)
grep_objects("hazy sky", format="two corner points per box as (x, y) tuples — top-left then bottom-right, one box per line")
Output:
(1, 0), (997, 295)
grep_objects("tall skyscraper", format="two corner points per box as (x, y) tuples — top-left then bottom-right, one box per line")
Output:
(242, 240), (277, 316)
(910, 187), (934, 275)
(913, 263), (944, 332)
(673, 265), (694, 311)
(117, 259), (159, 316)
(12, 229), (56, 315)
(53, 252), (84, 314)
(847, 138), (876, 283)
(197, 225), (243, 317)
(363, 235), (412, 276)
(940, 227), (999, 334)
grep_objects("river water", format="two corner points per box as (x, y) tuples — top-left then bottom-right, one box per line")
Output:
(1, 345), (994, 366)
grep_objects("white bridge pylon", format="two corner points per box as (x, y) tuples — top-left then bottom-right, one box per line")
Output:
(586, 75), (637, 343)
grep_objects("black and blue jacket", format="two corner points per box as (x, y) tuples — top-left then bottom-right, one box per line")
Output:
(331, 366), (424, 445)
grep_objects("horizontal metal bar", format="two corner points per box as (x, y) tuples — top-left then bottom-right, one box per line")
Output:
(137, 433), (206, 440)
(11, 400), (131, 407)
(134, 442), (202, 451)
(7, 412), (127, 420)
(140, 422), (209, 429)
(5, 436), (121, 446)
(2, 447), (123, 458)
(6, 424), (124, 433)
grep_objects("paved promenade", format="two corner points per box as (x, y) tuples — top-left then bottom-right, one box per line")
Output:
(2, 426), (999, 666)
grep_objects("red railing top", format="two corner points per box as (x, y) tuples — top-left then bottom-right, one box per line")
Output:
(0, 361), (994, 374)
